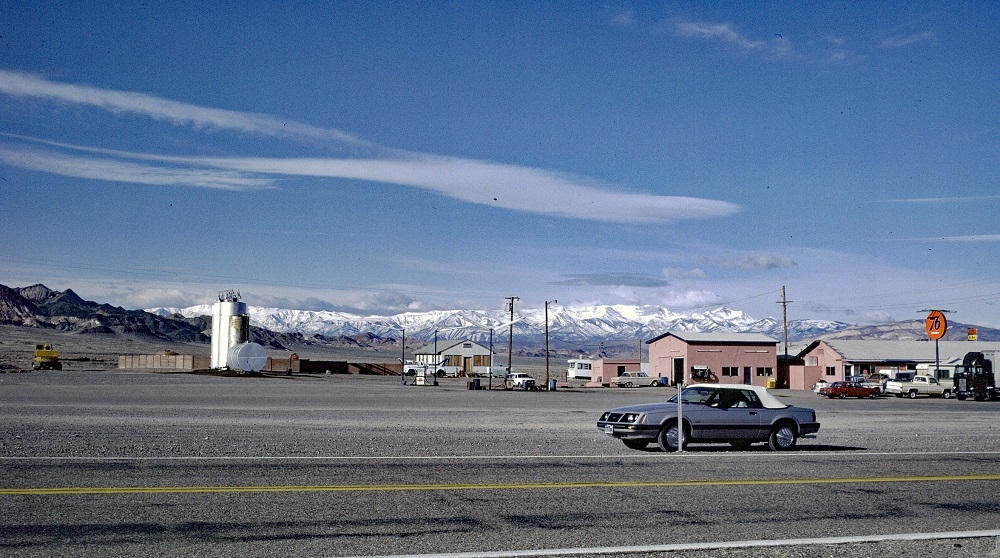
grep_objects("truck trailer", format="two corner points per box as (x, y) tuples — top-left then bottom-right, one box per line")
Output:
(953, 350), (998, 401)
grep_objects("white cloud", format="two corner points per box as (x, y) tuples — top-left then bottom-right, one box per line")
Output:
(706, 252), (797, 270)
(1, 134), (741, 223)
(675, 21), (766, 49)
(0, 70), (371, 146)
(0, 143), (275, 190)
(0, 72), (742, 224)
(880, 31), (935, 49)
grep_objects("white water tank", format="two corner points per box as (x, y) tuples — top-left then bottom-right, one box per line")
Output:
(228, 342), (267, 372)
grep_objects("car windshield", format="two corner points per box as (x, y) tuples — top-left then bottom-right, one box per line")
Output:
(667, 386), (717, 404)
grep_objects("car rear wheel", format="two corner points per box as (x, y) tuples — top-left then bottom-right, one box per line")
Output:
(908, 390), (918, 399)
(657, 422), (687, 452)
(838, 392), (846, 399)
(868, 391), (877, 399)
(768, 424), (797, 451)
(622, 439), (648, 450)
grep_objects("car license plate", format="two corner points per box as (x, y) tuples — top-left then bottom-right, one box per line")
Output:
(604, 425), (613, 435)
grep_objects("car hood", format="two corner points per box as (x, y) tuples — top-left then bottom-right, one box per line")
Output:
(604, 402), (676, 414)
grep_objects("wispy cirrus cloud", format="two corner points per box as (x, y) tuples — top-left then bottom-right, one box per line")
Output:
(0, 142), (275, 190)
(0, 69), (372, 147)
(675, 21), (791, 56)
(552, 272), (670, 288)
(704, 252), (797, 270)
(0, 71), (742, 223)
(878, 194), (1000, 203)
(895, 234), (1000, 242)
(880, 31), (935, 49)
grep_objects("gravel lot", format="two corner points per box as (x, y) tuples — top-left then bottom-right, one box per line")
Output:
(2, 363), (999, 557)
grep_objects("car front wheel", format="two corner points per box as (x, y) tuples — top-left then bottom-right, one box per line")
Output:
(657, 422), (687, 452)
(768, 424), (797, 451)
(942, 390), (952, 399)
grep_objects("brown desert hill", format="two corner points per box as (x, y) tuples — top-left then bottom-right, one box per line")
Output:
(2, 283), (210, 342)
(0, 283), (408, 370)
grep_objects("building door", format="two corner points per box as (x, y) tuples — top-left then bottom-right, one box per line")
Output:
(672, 358), (684, 386)
(463, 357), (472, 377)
(743, 366), (752, 385)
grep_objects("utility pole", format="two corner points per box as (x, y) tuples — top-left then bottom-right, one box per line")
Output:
(505, 296), (519, 374)
(776, 286), (792, 385)
(545, 300), (557, 388)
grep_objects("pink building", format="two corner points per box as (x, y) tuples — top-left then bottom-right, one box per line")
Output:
(647, 332), (779, 387)
(585, 358), (642, 386)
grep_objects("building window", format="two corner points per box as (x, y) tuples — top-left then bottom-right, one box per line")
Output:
(756, 367), (773, 377)
(826, 366), (836, 376)
(473, 355), (491, 366)
(722, 366), (739, 377)
(805, 356), (818, 366)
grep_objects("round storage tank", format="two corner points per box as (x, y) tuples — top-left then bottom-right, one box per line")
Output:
(227, 342), (267, 372)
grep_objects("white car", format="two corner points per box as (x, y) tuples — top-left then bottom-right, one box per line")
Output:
(504, 373), (536, 390)
(611, 371), (659, 388)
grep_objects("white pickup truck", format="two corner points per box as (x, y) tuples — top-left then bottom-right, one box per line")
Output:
(885, 375), (953, 399)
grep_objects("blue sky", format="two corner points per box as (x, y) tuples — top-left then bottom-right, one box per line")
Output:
(2, 1), (999, 327)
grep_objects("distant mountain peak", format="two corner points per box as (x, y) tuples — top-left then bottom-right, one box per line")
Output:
(149, 302), (853, 348)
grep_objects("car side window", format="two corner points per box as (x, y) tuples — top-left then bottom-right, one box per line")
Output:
(741, 390), (763, 408)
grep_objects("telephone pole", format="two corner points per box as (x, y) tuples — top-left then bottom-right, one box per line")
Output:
(545, 299), (557, 387)
(505, 296), (519, 373)
(776, 286), (792, 379)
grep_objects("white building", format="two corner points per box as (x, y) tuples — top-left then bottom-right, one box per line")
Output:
(412, 339), (494, 377)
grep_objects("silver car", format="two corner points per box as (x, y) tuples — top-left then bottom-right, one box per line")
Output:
(597, 383), (820, 451)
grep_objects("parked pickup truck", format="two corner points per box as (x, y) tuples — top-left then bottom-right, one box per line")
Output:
(885, 375), (953, 399)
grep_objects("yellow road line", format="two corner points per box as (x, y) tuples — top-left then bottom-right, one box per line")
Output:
(2, 473), (1000, 496)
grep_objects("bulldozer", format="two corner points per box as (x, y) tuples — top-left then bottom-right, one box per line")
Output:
(32, 343), (62, 370)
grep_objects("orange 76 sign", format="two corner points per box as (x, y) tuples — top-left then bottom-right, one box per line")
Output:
(925, 310), (948, 340)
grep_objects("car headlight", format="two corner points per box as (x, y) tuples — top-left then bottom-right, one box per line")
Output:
(622, 413), (644, 424)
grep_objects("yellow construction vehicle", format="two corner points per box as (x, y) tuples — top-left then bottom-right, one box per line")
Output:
(32, 343), (62, 370)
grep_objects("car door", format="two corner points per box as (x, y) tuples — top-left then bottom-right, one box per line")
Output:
(689, 389), (762, 440)
(725, 389), (766, 439)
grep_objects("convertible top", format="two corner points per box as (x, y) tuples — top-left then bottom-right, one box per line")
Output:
(687, 383), (788, 409)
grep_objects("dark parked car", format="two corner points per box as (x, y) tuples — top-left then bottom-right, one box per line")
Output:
(819, 381), (879, 399)
(597, 383), (820, 452)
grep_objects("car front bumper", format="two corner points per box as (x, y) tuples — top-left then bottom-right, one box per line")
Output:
(597, 422), (659, 439)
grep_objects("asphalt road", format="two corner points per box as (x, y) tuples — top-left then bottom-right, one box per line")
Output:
(2, 370), (999, 557)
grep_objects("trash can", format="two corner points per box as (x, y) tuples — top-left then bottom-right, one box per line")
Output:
(548, 379), (557, 391)
(766, 378), (776, 389)
(468, 380), (476, 390)
(473, 378), (481, 390)
(660, 376), (669, 386)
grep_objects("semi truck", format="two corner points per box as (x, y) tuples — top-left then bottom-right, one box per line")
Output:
(953, 351), (998, 401)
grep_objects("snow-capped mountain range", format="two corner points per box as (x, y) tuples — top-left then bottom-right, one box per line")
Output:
(148, 303), (850, 347)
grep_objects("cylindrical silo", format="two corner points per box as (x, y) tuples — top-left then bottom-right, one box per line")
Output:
(211, 291), (252, 369)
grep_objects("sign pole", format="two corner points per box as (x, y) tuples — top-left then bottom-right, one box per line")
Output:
(923, 310), (950, 380)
